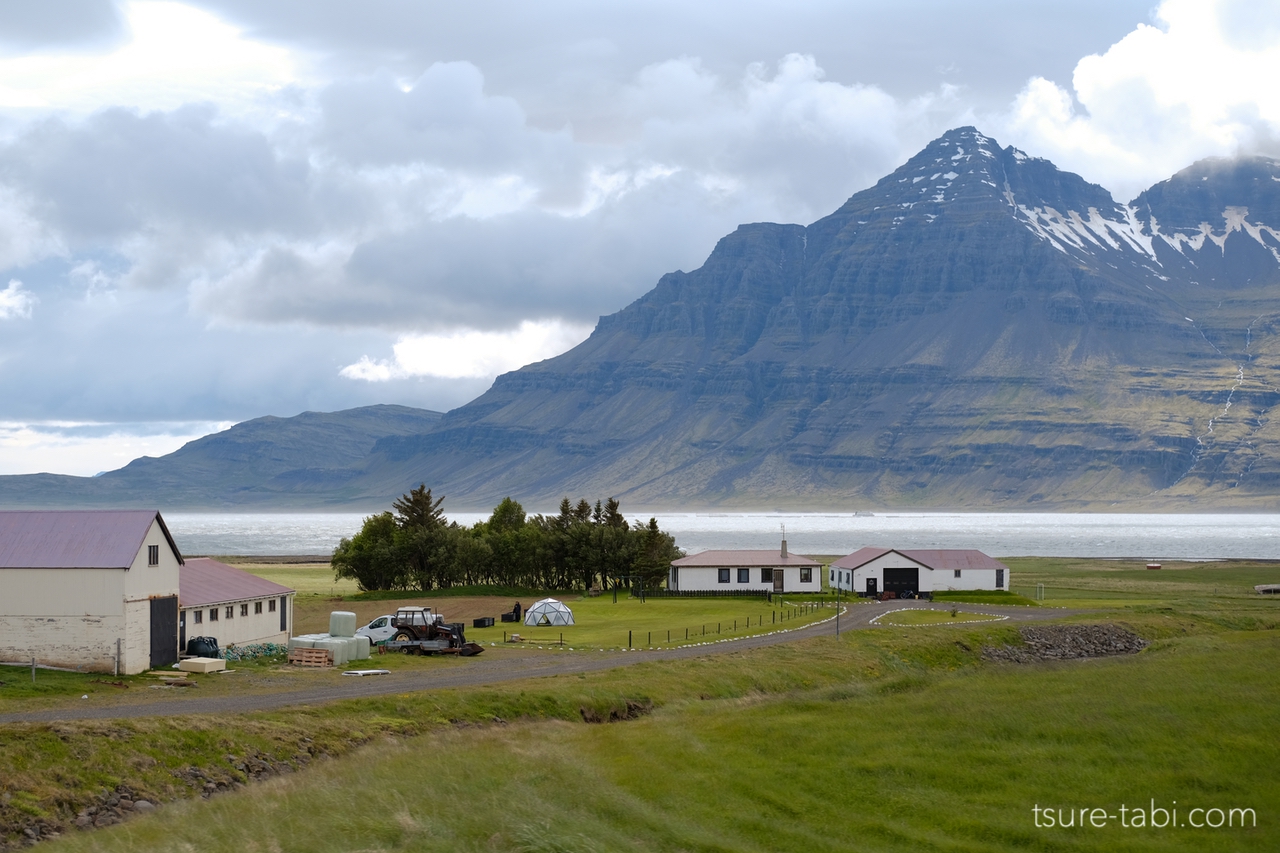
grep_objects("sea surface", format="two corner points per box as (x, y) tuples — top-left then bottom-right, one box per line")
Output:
(164, 512), (1280, 560)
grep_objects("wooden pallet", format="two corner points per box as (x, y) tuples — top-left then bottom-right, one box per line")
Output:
(287, 647), (332, 667)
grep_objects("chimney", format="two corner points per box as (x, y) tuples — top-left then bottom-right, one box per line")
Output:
(781, 538), (788, 558)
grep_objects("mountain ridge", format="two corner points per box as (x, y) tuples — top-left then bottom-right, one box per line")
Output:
(5, 127), (1280, 510)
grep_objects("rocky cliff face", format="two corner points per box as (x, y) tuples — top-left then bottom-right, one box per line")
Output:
(372, 129), (1280, 509)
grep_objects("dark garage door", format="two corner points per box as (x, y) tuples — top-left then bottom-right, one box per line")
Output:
(150, 596), (179, 669)
(883, 567), (919, 596)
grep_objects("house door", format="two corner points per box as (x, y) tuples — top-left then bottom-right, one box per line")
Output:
(179, 611), (186, 655)
(149, 596), (179, 669)
(773, 570), (785, 593)
(866, 577), (878, 597)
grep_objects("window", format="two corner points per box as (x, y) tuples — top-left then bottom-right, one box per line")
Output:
(254, 601), (263, 614)
(209, 608), (218, 622)
(954, 569), (962, 578)
(240, 603), (249, 617)
(193, 610), (202, 625)
(996, 568), (1004, 588)
(269, 599), (277, 613)
(800, 567), (813, 584)
(761, 567), (773, 583)
(717, 568), (730, 583)
(737, 568), (749, 583)
(829, 569), (835, 583)
(371, 617), (386, 628)
(147, 544), (159, 566)
(225, 605), (234, 620)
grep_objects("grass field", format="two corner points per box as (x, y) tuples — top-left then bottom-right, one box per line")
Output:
(16, 618), (1279, 852)
(2, 557), (1278, 851)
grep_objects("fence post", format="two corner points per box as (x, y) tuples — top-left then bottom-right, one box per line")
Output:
(648, 631), (651, 646)
(628, 630), (631, 649)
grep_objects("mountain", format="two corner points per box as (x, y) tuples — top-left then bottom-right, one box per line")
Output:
(360, 129), (1280, 509)
(6, 128), (1280, 511)
(0, 405), (442, 509)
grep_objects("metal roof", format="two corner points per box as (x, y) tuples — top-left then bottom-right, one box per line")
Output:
(831, 548), (1008, 572)
(671, 549), (819, 568)
(0, 510), (182, 569)
(180, 558), (295, 608)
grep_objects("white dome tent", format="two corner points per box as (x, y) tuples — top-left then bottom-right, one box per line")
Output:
(524, 598), (575, 627)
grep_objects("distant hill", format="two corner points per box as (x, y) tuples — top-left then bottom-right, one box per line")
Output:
(0, 405), (442, 509)
(7, 128), (1280, 511)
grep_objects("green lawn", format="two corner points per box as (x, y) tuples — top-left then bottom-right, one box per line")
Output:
(468, 595), (832, 649)
(875, 608), (1004, 626)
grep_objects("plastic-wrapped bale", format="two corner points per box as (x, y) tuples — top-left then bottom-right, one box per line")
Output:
(353, 635), (371, 660)
(329, 611), (358, 638)
(312, 636), (349, 666)
(287, 636), (317, 651)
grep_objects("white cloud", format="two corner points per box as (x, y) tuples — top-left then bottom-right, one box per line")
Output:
(0, 0), (301, 118)
(341, 319), (594, 381)
(0, 279), (35, 320)
(999, 0), (1280, 200)
(0, 420), (232, 476)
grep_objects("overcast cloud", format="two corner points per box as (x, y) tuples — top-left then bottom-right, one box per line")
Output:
(1, 0), (1278, 475)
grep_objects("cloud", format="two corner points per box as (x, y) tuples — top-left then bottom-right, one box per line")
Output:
(341, 319), (594, 381)
(0, 280), (35, 320)
(0, 0), (299, 114)
(999, 0), (1280, 201)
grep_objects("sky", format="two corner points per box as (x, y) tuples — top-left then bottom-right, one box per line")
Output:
(1, 0), (1278, 475)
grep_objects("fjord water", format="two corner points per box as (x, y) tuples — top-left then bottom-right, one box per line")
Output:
(165, 512), (1280, 559)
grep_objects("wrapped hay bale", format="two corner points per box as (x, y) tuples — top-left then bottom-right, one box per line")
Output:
(353, 635), (371, 660)
(329, 611), (358, 638)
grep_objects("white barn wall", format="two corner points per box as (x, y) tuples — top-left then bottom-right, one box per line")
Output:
(184, 595), (291, 648)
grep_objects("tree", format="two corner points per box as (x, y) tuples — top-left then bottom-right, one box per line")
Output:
(632, 517), (682, 590)
(331, 511), (404, 591)
(394, 484), (446, 532)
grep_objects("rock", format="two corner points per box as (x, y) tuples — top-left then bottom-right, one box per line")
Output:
(983, 624), (1148, 663)
(134, 801), (155, 813)
(74, 816), (92, 828)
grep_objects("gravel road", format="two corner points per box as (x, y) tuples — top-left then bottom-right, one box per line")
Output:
(0, 602), (1076, 724)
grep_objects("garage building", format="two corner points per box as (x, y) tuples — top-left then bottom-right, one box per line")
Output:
(0, 510), (182, 674)
(830, 548), (1009, 597)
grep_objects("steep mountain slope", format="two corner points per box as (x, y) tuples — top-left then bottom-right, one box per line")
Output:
(0, 405), (442, 509)
(365, 129), (1280, 509)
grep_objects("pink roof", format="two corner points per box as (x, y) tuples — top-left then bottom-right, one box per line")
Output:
(180, 558), (294, 608)
(671, 549), (819, 568)
(0, 510), (181, 569)
(831, 548), (1008, 571)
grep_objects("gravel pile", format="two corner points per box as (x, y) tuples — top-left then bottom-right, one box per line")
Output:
(983, 624), (1148, 663)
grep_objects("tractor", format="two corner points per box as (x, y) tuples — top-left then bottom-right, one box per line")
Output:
(384, 606), (484, 656)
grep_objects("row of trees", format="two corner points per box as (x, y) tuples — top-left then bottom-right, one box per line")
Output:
(331, 485), (683, 593)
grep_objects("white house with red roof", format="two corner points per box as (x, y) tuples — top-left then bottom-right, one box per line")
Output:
(179, 558), (295, 652)
(0, 510), (183, 674)
(669, 539), (821, 594)
(830, 548), (1009, 597)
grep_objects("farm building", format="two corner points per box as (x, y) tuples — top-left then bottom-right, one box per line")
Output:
(669, 541), (821, 594)
(0, 510), (183, 674)
(830, 548), (1009, 597)
(179, 558), (295, 652)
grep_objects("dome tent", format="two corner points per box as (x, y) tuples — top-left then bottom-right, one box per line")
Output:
(524, 598), (575, 626)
